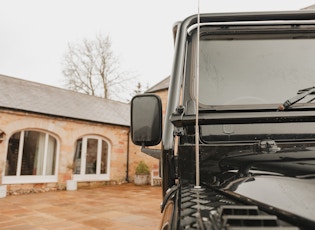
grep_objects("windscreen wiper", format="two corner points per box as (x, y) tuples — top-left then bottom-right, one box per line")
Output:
(278, 86), (315, 110)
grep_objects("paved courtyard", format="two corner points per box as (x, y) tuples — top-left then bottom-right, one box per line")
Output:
(0, 183), (162, 230)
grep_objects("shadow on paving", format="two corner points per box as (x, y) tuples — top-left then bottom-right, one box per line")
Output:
(0, 183), (162, 230)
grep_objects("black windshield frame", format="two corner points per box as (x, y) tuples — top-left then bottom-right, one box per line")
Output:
(186, 23), (315, 110)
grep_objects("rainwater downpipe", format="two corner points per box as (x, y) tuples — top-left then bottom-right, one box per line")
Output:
(125, 130), (130, 182)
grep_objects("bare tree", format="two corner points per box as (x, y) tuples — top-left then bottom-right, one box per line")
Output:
(62, 34), (130, 100)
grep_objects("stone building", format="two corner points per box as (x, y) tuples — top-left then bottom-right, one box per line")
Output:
(0, 74), (168, 194)
(146, 76), (170, 118)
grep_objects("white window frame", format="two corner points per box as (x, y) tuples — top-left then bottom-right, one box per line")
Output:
(73, 135), (111, 181)
(3, 130), (59, 184)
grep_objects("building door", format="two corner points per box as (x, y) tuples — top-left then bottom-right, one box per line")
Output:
(73, 136), (110, 181)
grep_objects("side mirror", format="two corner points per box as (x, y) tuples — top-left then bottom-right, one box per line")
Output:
(131, 94), (162, 146)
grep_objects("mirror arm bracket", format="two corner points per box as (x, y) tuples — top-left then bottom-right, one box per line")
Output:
(141, 144), (161, 159)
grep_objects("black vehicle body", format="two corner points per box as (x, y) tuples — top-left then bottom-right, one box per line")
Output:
(131, 10), (315, 229)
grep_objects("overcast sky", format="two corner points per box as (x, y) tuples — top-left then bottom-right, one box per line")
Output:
(1, 0), (315, 94)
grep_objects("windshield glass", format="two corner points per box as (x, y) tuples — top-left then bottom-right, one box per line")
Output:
(194, 26), (315, 107)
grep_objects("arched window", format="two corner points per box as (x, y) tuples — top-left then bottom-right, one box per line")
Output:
(4, 130), (58, 184)
(73, 136), (110, 181)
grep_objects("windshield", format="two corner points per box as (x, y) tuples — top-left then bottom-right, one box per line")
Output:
(191, 25), (315, 107)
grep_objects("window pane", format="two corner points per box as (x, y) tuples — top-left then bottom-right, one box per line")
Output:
(45, 135), (57, 175)
(21, 131), (45, 175)
(73, 139), (82, 174)
(101, 140), (108, 174)
(199, 39), (315, 106)
(6, 132), (21, 175)
(86, 138), (98, 174)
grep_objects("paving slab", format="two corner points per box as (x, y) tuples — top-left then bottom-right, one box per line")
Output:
(0, 183), (162, 230)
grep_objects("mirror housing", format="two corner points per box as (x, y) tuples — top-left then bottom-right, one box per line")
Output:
(131, 94), (162, 146)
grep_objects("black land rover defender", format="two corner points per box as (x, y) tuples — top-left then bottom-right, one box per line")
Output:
(131, 11), (315, 229)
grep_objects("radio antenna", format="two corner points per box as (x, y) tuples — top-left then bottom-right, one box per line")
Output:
(194, 0), (201, 189)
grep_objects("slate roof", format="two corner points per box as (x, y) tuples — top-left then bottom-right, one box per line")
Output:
(146, 76), (170, 93)
(302, 4), (315, 10)
(0, 74), (130, 127)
